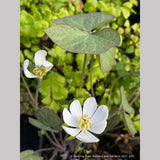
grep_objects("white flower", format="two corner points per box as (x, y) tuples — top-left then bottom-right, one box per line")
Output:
(62, 97), (109, 143)
(23, 50), (53, 79)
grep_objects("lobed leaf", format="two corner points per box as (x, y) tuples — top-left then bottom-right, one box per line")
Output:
(121, 110), (137, 137)
(105, 114), (120, 132)
(36, 108), (62, 132)
(120, 86), (134, 114)
(51, 12), (115, 31)
(45, 24), (120, 54)
(28, 118), (57, 132)
(97, 47), (116, 74)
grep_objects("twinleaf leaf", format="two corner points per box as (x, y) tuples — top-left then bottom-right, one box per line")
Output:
(51, 12), (115, 31)
(120, 86), (134, 114)
(36, 108), (62, 132)
(121, 110), (137, 137)
(29, 118), (57, 132)
(97, 47), (116, 74)
(45, 25), (120, 54)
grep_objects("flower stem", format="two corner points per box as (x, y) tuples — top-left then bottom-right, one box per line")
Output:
(79, 54), (87, 88)
(90, 55), (95, 97)
(20, 71), (35, 104)
(35, 79), (41, 112)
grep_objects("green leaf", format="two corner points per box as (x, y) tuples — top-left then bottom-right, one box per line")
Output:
(51, 12), (115, 31)
(108, 109), (119, 120)
(121, 110), (137, 137)
(105, 114), (120, 132)
(133, 114), (140, 132)
(121, 7), (130, 19)
(21, 155), (43, 160)
(20, 150), (34, 159)
(66, 135), (76, 141)
(97, 47), (116, 74)
(45, 24), (120, 54)
(28, 118), (56, 132)
(36, 108), (62, 132)
(126, 45), (134, 53)
(76, 88), (91, 98)
(120, 86), (134, 114)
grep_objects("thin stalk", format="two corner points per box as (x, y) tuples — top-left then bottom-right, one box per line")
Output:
(20, 71), (35, 104)
(129, 92), (140, 106)
(51, 132), (62, 147)
(59, 132), (64, 146)
(36, 147), (55, 153)
(35, 79), (41, 112)
(79, 54), (87, 88)
(128, 84), (140, 101)
(49, 152), (56, 160)
(44, 131), (65, 152)
(107, 72), (139, 107)
(44, 131), (57, 146)
(90, 55), (95, 97)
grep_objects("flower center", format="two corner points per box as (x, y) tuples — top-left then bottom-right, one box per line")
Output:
(78, 114), (92, 130)
(33, 65), (47, 79)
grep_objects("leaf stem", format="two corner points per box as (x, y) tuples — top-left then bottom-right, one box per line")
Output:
(127, 84), (140, 101)
(107, 72), (139, 107)
(44, 131), (65, 152)
(90, 55), (95, 97)
(51, 132), (62, 147)
(79, 54), (87, 88)
(129, 92), (140, 106)
(35, 79), (41, 112)
(36, 147), (55, 153)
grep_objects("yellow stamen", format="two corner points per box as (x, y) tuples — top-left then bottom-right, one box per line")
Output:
(33, 65), (47, 79)
(78, 114), (92, 130)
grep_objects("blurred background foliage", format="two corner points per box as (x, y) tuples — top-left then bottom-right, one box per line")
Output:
(20, 0), (140, 133)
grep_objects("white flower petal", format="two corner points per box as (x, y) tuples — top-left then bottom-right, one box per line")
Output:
(62, 126), (81, 137)
(42, 60), (53, 72)
(76, 130), (99, 143)
(91, 105), (108, 124)
(89, 121), (107, 134)
(34, 50), (47, 66)
(62, 108), (79, 127)
(83, 97), (97, 117)
(23, 59), (38, 78)
(70, 100), (82, 122)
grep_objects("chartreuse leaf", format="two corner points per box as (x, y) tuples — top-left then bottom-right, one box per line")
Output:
(121, 110), (137, 137)
(20, 150), (34, 159)
(120, 86), (134, 114)
(66, 135), (76, 141)
(28, 118), (56, 132)
(36, 108), (62, 132)
(97, 47), (116, 74)
(21, 155), (43, 160)
(51, 12), (115, 31)
(45, 24), (120, 54)
(20, 150), (43, 160)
